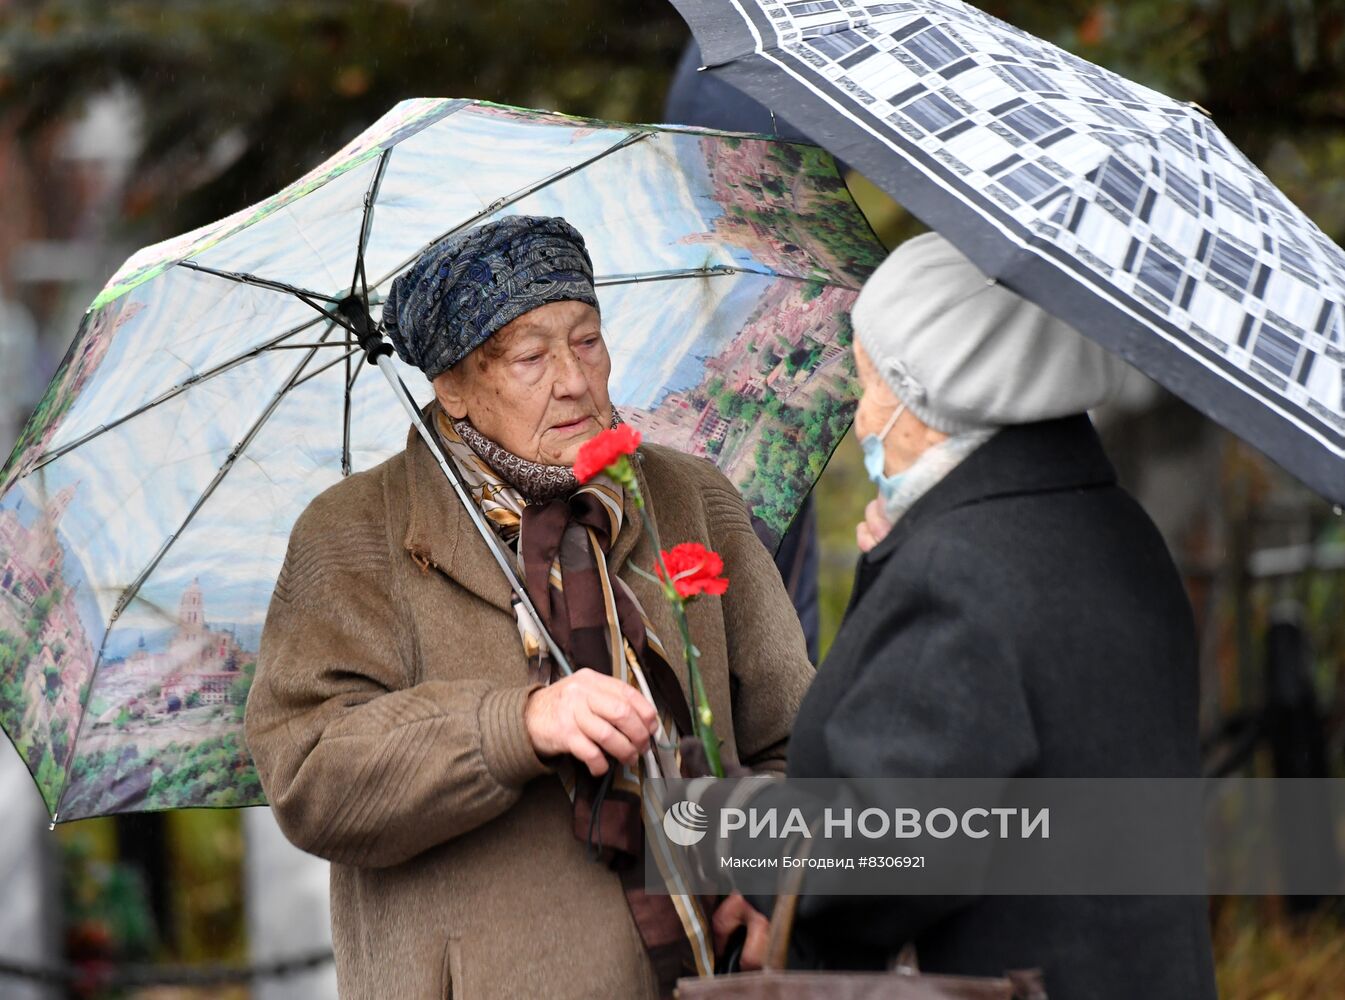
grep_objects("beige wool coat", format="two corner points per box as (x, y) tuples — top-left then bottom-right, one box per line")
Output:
(243, 418), (815, 999)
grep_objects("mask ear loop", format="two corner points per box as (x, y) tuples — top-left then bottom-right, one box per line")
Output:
(876, 402), (906, 443)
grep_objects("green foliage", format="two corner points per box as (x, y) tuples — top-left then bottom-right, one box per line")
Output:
(784, 344), (823, 376)
(835, 312), (854, 348)
(228, 676), (250, 706)
(59, 833), (159, 962)
(745, 390), (856, 539)
(714, 394), (742, 422)
(61, 733), (265, 815)
(0, 0), (691, 238)
(0, 628), (19, 669)
(30, 591), (54, 622)
(0, 626), (25, 753)
(0, 676), (21, 725)
(34, 747), (62, 811)
(769, 143), (803, 173)
(761, 144), (887, 274)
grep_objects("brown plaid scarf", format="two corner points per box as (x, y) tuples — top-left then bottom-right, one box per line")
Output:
(434, 408), (715, 993)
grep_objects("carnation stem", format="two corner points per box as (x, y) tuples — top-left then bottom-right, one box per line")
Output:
(672, 595), (724, 778)
(628, 563), (663, 586)
(625, 456), (724, 779)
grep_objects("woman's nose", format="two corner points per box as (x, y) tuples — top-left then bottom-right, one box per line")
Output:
(553, 348), (589, 398)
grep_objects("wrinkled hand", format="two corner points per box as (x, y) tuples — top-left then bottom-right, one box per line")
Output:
(856, 497), (893, 553)
(713, 892), (770, 971)
(523, 668), (659, 776)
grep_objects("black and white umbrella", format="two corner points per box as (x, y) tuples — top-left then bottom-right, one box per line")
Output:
(671, 0), (1345, 502)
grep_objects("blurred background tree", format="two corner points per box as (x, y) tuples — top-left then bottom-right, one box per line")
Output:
(1, 2), (1344, 997)
(0, 0), (690, 240)
(2, 2), (1341, 240)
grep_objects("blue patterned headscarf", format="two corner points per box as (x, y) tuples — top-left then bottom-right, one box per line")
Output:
(381, 214), (599, 379)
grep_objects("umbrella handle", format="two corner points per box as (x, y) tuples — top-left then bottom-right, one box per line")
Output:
(337, 295), (394, 364)
(368, 349), (576, 678)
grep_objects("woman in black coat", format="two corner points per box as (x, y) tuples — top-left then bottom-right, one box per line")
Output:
(714, 233), (1217, 999)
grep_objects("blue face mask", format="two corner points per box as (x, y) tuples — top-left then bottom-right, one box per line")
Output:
(860, 403), (906, 503)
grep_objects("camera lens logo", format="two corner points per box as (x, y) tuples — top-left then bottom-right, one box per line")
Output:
(662, 800), (709, 847)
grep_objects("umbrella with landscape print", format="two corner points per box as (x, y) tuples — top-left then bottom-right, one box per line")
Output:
(0, 98), (884, 825)
(671, 0), (1345, 504)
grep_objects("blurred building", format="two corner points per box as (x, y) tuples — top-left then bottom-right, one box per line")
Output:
(0, 87), (140, 999)
(0, 87), (140, 452)
(0, 748), (59, 1000)
(0, 86), (338, 996)
(245, 810), (338, 1000)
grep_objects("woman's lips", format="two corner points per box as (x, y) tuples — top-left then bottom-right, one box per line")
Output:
(551, 416), (592, 434)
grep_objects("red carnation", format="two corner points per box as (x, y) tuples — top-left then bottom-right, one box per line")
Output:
(573, 424), (642, 483)
(657, 542), (729, 599)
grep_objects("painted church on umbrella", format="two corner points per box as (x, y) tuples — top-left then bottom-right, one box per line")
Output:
(120, 579), (247, 711)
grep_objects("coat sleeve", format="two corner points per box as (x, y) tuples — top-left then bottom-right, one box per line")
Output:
(243, 490), (554, 869)
(702, 475), (815, 776)
(789, 532), (1041, 954)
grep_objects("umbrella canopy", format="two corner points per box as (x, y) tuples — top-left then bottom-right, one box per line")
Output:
(0, 98), (883, 821)
(671, 0), (1345, 503)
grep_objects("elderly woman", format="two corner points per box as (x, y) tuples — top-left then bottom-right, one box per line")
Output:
(244, 215), (814, 999)
(716, 233), (1216, 997)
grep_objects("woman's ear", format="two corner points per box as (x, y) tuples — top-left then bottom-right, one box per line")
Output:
(432, 368), (470, 419)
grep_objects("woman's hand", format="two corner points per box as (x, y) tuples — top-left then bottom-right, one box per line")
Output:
(856, 497), (893, 553)
(523, 668), (659, 775)
(713, 892), (770, 971)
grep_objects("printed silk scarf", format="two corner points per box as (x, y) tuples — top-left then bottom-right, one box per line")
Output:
(434, 408), (715, 993)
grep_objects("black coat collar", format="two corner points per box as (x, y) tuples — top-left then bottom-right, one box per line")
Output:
(864, 414), (1118, 566)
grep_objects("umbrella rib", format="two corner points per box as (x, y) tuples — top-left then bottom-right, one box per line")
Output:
(175, 259), (343, 303)
(595, 265), (738, 286)
(350, 147), (393, 302)
(342, 358), (354, 477)
(263, 342), (356, 350)
(594, 264), (856, 290)
(53, 323), (339, 821)
(341, 356), (365, 477)
(293, 347), (360, 390)
(26, 313), (335, 474)
(367, 129), (656, 292)
(344, 150), (391, 476)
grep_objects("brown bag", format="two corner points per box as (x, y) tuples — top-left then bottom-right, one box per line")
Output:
(674, 862), (1047, 1000)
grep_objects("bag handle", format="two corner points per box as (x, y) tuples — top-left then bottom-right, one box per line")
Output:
(762, 832), (813, 971)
